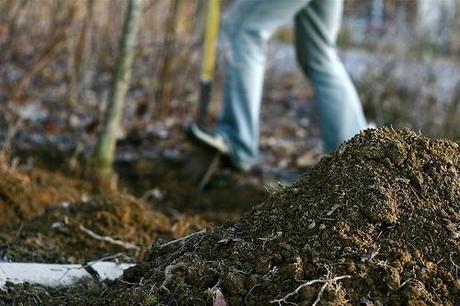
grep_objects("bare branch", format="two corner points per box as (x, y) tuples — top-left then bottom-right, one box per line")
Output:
(79, 225), (141, 251)
(271, 275), (351, 306)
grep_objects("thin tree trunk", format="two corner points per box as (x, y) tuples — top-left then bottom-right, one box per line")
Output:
(91, 0), (143, 180)
(10, 3), (76, 99)
(67, 0), (96, 106)
(154, 0), (181, 118)
(0, 0), (28, 48)
(75, 0), (95, 83)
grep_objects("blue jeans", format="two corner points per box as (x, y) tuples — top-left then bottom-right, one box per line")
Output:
(216, 0), (367, 170)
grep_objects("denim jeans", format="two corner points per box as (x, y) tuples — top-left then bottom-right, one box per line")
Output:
(216, 0), (367, 170)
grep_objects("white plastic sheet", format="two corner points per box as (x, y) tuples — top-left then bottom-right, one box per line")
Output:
(0, 262), (134, 288)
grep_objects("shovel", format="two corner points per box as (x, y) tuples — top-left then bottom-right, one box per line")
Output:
(193, 0), (222, 192)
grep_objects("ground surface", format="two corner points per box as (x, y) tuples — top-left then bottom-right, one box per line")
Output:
(0, 76), (321, 305)
(0, 158), (265, 264)
(1, 127), (459, 305)
(91, 127), (460, 305)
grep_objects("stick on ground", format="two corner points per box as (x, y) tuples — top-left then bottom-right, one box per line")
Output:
(270, 275), (351, 306)
(79, 225), (140, 251)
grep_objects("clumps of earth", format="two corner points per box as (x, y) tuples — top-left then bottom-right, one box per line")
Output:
(0, 167), (208, 264)
(96, 127), (460, 305)
(0, 195), (208, 263)
(0, 167), (91, 224)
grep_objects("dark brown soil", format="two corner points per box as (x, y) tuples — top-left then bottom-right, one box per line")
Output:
(0, 194), (208, 263)
(0, 151), (264, 265)
(0, 161), (213, 264)
(92, 127), (460, 305)
(116, 148), (266, 224)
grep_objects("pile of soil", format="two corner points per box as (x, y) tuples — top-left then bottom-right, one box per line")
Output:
(95, 128), (459, 305)
(0, 167), (91, 224)
(0, 194), (208, 263)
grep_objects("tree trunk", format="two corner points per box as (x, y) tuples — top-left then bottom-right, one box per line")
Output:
(154, 0), (181, 118)
(91, 0), (143, 181)
(75, 0), (95, 82)
(67, 0), (95, 106)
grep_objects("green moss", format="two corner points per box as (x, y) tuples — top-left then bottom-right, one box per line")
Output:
(143, 295), (158, 305)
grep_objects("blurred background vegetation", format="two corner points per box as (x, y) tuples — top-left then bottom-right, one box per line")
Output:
(0, 0), (459, 163)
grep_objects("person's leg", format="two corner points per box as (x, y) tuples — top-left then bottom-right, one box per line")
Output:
(217, 0), (309, 170)
(294, 0), (367, 152)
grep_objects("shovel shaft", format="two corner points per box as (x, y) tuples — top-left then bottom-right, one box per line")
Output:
(197, 80), (212, 127)
(197, 0), (220, 127)
(200, 0), (221, 82)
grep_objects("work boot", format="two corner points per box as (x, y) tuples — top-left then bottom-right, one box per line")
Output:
(186, 123), (229, 154)
(186, 123), (249, 172)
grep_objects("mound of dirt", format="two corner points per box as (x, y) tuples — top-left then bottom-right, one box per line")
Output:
(0, 194), (208, 263)
(0, 168), (91, 224)
(96, 128), (459, 305)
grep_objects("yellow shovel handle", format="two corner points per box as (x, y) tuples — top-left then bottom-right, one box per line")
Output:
(200, 0), (221, 82)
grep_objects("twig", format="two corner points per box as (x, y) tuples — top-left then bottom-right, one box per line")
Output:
(270, 275), (351, 306)
(197, 154), (220, 192)
(259, 231), (282, 250)
(409, 185), (421, 202)
(312, 282), (327, 306)
(244, 284), (261, 304)
(79, 225), (140, 251)
(450, 254), (459, 279)
(13, 222), (24, 241)
(158, 229), (207, 250)
(325, 204), (341, 216)
(87, 252), (132, 266)
(398, 278), (413, 289)
(160, 262), (187, 294)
